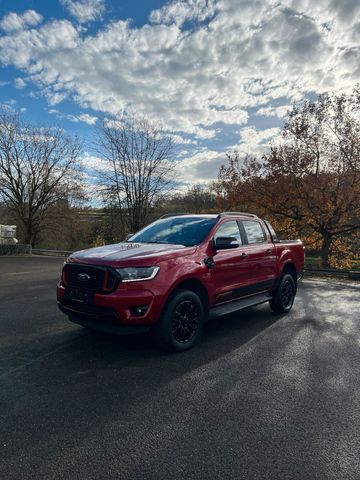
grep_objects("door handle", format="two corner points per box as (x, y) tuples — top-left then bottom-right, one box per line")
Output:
(240, 252), (247, 258)
(266, 249), (272, 255)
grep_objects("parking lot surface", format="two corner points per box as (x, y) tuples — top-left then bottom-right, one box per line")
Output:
(1, 256), (360, 479)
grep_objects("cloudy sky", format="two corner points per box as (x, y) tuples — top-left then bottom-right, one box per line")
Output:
(0, 0), (359, 185)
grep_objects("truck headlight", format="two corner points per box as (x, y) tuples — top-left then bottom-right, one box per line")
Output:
(116, 266), (160, 282)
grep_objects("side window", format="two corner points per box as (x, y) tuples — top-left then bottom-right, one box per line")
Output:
(264, 221), (279, 243)
(242, 221), (266, 244)
(214, 221), (242, 245)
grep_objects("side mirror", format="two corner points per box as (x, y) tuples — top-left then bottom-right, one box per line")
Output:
(214, 236), (239, 250)
(124, 233), (133, 241)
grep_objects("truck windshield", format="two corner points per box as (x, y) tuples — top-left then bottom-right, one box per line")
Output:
(128, 217), (217, 247)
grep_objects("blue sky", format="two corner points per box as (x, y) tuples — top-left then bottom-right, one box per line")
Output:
(0, 0), (359, 185)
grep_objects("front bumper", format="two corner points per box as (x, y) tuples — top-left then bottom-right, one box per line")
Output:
(57, 282), (164, 328)
(57, 300), (150, 335)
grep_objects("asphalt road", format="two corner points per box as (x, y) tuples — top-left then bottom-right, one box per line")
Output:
(1, 256), (360, 480)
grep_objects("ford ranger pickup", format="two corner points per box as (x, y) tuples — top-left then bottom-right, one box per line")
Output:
(57, 212), (305, 351)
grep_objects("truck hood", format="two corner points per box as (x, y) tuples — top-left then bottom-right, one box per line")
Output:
(68, 242), (194, 265)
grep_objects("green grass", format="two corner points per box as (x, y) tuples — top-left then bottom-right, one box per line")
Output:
(0, 244), (31, 255)
(305, 255), (360, 270)
(305, 256), (322, 268)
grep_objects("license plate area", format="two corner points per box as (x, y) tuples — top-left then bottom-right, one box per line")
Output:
(65, 287), (93, 304)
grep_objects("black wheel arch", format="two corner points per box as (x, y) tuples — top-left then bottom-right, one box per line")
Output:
(279, 262), (298, 293)
(164, 278), (209, 318)
(152, 286), (206, 351)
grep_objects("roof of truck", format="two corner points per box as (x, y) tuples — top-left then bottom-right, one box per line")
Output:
(160, 212), (258, 220)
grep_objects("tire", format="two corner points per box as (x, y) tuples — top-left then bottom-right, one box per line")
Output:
(269, 273), (296, 314)
(152, 289), (205, 352)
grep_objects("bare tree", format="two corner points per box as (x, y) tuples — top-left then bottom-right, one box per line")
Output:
(0, 110), (82, 246)
(96, 115), (175, 232)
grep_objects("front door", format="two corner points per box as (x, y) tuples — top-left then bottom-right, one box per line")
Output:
(211, 220), (249, 304)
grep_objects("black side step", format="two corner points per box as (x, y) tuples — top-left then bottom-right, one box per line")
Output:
(209, 292), (272, 319)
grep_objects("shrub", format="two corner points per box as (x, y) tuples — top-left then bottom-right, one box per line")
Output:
(0, 244), (31, 255)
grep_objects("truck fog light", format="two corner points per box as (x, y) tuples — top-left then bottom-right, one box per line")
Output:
(132, 306), (148, 316)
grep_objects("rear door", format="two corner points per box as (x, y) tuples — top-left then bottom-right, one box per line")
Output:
(238, 219), (277, 291)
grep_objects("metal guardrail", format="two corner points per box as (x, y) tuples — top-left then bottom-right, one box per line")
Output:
(305, 267), (349, 275)
(305, 267), (360, 280)
(32, 249), (72, 256)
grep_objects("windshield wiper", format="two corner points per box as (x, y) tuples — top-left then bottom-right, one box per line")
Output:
(144, 240), (187, 246)
(143, 240), (169, 244)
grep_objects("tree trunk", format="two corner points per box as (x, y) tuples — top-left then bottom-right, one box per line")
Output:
(24, 231), (34, 247)
(23, 219), (35, 247)
(320, 233), (332, 268)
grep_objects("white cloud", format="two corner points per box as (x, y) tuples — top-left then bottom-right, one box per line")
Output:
(171, 126), (281, 185)
(255, 105), (291, 119)
(60, 0), (105, 23)
(49, 109), (97, 125)
(149, 0), (217, 26)
(177, 149), (190, 158)
(47, 91), (70, 106)
(184, 125), (218, 139)
(169, 134), (198, 145)
(229, 126), (281, 156)
(0, 10), (43, 32)
(14, 77), (26, 89)
(82, 155), (111, 172)
(174, 149), (225, 184)
(0, 19), (79, 69)
(240, 126), (280, 144)
(1, 0), (360, 155)
(4, 99), (16, 106)
(78, 113), (98, 125)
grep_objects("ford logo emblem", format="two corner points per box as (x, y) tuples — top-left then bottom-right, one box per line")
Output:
(77, 273), (91, 282)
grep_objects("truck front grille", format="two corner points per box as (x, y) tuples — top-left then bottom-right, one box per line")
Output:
(63, 263), (118, 293)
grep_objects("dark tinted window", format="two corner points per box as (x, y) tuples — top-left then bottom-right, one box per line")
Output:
(242, 221), (266, 244)
(214, 221), (242, 245)
(129, 217), (217, 247)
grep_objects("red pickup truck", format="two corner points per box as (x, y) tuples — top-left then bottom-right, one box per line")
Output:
(57, 212), (304, 351)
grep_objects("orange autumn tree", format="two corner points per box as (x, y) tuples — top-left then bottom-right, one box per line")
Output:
(214, 154), (310, 242)
(214, 89), (360, 268)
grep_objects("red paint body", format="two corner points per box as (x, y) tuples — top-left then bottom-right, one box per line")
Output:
(57, 214), (305, 330)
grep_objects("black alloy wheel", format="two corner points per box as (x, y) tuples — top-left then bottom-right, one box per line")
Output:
(280, 277), (295, 310)
(152, 289), (205, 351)
(269, 273), (296, 314)
(171, 299), (200, 344)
